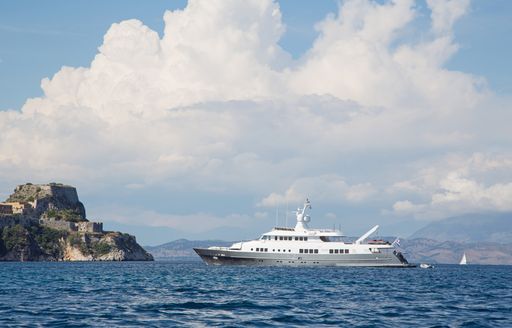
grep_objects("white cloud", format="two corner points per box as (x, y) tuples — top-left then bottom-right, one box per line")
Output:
(427, 0), (470, 35)
(258, 175), (376, 207)
(390, 153), (512, 219)
(0, 0), (509, 232)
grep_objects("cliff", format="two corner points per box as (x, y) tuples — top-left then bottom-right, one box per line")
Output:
(0, 183), (153, 261)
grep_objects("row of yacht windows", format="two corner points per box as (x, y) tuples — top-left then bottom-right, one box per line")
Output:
(329, 249), (350, 254)
(253, 248), (292, 252)
(299, 249), (319, 254)
(251, 248), (350, 254)
(261, 236), (309, 241)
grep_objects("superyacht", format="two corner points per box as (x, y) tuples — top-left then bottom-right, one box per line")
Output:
(194, 199), (413, 267)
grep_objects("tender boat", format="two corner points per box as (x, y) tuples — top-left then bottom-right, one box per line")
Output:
(194, 199), (414, 267)
(420, 263), (434, 269)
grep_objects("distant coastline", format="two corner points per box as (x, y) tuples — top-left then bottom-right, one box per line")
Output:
(145, 238), (512, 265)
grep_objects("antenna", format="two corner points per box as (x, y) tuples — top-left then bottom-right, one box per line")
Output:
(285, 200), (289, 227)
(275, 207), (279, 227)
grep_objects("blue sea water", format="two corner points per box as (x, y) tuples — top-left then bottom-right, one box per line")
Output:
(0, 261), (510, 327)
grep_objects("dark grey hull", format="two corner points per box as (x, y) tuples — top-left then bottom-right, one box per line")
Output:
(194, 248), (415, 267)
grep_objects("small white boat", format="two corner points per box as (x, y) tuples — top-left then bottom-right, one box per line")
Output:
(420, 263), (433, 269)
(459, 253), (467, 265)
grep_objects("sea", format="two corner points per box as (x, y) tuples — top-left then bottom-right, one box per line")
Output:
(0, 261), (510, 327)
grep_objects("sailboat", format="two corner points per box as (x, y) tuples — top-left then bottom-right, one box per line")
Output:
(459, 253), (467, 265)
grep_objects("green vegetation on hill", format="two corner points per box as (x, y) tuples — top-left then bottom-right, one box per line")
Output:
(2, 225), (30, 252)
(0, 224), (66, 259)
(44, 209), (86, 222)
(29, 225), (66, 258)
(93, 241), (113, 256)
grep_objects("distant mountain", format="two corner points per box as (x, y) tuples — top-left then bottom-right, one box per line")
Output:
(402, 238), (512, 265)
(144, 239), (232, 259)
(410, 212), (512, 243)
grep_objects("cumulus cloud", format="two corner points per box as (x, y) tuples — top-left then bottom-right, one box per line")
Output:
(258, 175), (376, 207)
(0, 0), (508, 232)
(427, 0), (470, 35)
(390, 153), (512, 219)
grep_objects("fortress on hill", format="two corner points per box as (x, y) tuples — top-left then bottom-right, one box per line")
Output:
(0, 183), (102, 233)
(0, 182), (153, 261)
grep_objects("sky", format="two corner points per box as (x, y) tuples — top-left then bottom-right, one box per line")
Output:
(1, 0), (511, 245)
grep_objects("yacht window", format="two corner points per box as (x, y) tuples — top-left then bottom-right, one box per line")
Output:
(251, 248), (253, 251)
(275, 236), (278, 240)
(335, 249), (339, 254)
(265, 248), (268, 252)
(329, 249), (333, 254)
(314, 249), (318, 254)
(309, 249), (314, 254)
(320, 236), (328, 242)
(279, 236), (283, 240)
(304, 237), (308, 241)
(273, 249), (275, 252)
(289, 250), (291, 252)
(299, 249), (303, 253)
(295, 237), (298, 241)
(278, 249), (280, 252)
(299, 237), (303, 241)
(256, 248), (259, 251)
(345, 249), (349, 254)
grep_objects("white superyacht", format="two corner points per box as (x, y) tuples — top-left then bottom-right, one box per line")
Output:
(194, 199), (413, 267)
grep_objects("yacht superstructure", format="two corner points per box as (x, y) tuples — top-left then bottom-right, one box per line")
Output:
(194, 199), (413, 267)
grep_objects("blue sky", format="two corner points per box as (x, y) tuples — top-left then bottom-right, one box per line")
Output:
(1, 0), (511, 245)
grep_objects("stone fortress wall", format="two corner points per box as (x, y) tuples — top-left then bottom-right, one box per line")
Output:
(1, 183), (103, 234)
(0, 215), (39, 230)
(39, 218), (103, 233)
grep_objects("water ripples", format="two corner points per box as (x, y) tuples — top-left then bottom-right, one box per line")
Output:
(0, 262), (511, 327)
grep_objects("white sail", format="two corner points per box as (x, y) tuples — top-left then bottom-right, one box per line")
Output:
(459, 253), (467, 265)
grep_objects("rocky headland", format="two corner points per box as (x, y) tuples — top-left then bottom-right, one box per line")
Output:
(0, 183), (153, 261)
